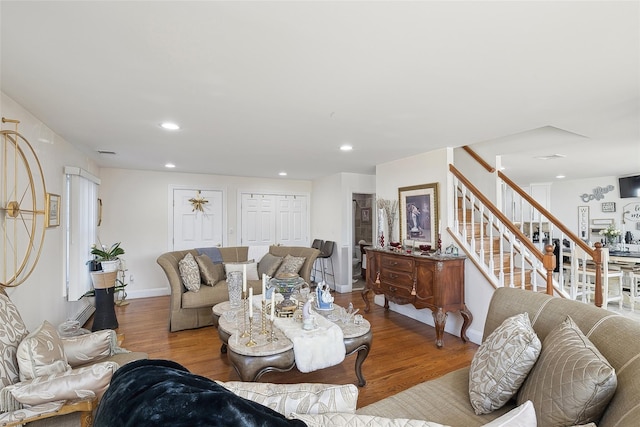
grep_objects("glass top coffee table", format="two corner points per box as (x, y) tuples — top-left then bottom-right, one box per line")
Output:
(212, 301), (372, 386)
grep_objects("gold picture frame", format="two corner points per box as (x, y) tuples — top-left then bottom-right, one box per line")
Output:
(399, 183), (439, 246)
(45, 193), (60, 227)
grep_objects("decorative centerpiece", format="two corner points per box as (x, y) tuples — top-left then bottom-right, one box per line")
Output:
(599, 224), (621, 248)
(268, 273), (305, 311)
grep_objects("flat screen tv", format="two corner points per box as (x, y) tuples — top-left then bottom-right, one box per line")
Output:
(618, 174), (640, 198)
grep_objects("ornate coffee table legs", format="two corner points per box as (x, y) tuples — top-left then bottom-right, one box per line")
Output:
(344, 329), (372, 387)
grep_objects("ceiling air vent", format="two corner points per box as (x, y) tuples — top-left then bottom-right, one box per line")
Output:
(97, 150), (116, 155)
(534, 154), (566, 160)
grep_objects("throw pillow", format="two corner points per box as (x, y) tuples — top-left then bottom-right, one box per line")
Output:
(7, 361), (117, 405)
(195, 253), (225, 286)
(17, 320), (71, 381)
(179, 253), (201, 292)
(225, 261), (259, 280)
(469, 313), (541, 414)
(0, 294), (29, 387)
(217, 381), (358, 415)
(258, 253), (284, 278)
(61, 329), (115, 367)
(289, 412), (450, 427)
(517, 316), (617, 426)
(275, 254), (306, 277)
(481, 400), (536, 427)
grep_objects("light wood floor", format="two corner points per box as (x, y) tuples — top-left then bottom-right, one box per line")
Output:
(91, 291), (478, 408)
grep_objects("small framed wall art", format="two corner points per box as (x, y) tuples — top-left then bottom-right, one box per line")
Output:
(601, 202), (616, 213)
(45, 193), (60, 227)
(398, 182), (439, 246)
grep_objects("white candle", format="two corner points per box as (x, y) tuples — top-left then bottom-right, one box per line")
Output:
(261, 274), (266, 301)
(270, 291), (275, 320)
(242, 264), (247, 292)
(248, 287), (253, 318)
(438, 220), (442, 234)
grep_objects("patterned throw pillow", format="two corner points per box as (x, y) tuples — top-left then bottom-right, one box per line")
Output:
(17, 320), (71, 381)
(258, 253), (284, 278)
(179, 253), (201, 292)
(517, 316), (617, 426)
(289, 413), (449, 427)
(217, 381), (358, 415)
(275, 254), (306, 277)
(224, 261), (259, 280)
(469, 313), (541, 414)
(195, 254), (225, 286)
(0, 294), (29, 387)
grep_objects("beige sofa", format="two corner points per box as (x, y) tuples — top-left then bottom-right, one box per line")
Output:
(157, 246), (320, 332)
(351, 287), (640, 426)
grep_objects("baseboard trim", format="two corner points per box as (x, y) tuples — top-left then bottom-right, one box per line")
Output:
(126, 287), (170, 300)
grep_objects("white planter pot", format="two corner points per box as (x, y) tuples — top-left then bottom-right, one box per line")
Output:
(100, 260), (120, 272)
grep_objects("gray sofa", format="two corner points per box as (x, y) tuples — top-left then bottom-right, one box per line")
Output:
(354, 287), (640, 426)
(157, 246), (320, 332)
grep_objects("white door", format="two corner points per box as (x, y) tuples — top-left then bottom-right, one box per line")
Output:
(240, 193), (308, 246)
(276, 195), (307, 246)
(241, 194), (276, 245)
(173, 189), (224, 250)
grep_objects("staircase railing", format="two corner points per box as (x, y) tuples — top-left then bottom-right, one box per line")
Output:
(452, 147), (605, 306)
(450, 164), (556, 295)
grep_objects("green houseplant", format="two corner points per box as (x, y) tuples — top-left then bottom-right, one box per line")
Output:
(90, 242), (125, 262)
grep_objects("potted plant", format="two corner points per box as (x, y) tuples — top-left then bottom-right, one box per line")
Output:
(90, 242), (125, 272)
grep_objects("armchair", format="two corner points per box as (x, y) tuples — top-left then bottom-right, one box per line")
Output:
(0, 289), (147, 427)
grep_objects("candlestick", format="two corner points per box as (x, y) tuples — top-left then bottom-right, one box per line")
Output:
(240, 291), (249, 338)
(248, 288), (253, 318)
(267, 318), (278, 343)
(242, 264), (247, 292)
(261, 274), (266, 301)
(245, 316), (257, 347)
(260, 300), (268, 335)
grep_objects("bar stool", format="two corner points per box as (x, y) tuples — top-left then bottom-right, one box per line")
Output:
(318, 240), (336, 287)
(310, 239), (324, 284)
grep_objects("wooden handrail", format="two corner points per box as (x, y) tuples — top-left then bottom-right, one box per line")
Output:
(497, 171), (596, 257)
(450, 164), (544, 263)
(462, 146), (496, 173)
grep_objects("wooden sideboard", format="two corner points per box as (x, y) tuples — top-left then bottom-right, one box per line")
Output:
(362, 247), (472, 348)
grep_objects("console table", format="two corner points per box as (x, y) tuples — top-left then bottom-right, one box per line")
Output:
(362, 247), (472, 348)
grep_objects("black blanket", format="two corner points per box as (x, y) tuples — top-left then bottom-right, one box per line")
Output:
(94, 359), (306, 427)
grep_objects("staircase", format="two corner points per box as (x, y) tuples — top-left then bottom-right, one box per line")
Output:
(450, 149), (607, 306)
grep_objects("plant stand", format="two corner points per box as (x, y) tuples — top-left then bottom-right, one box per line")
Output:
(92, 287), (118, 331)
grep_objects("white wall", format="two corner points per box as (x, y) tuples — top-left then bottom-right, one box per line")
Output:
(1, 92), (100, 330)
(550, 175), (640, 243)
(310, 172), (376, 293)
(98, 168), (312, 298)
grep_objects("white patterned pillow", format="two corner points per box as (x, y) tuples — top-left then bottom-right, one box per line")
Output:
(216, 381), (358, 415)
(275, 254), (306, 277)
(179, 253), (201, 292)
(469, 313), (541, 414)
(61, 329), (114, 367)
(517, 316), (617, 426)
(0, 294), (28, 387)
(17, 321), (71, 381)
(289, 413), (450, 427)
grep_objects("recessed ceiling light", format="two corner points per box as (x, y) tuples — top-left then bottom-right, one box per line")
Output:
(165, 163), (176, 168)
(160, 122), (180, 130)
(556, 175), (565, 179)
(279, 171), (287, 176)
(340, 144), (353, 151)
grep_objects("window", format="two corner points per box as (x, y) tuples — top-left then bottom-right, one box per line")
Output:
(64, 167), (100, 300)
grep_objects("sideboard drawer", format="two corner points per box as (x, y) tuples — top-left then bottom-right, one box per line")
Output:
(379, 281), (414, 301)
(380, 269), (413, 289)
(380, 256), (413, 272)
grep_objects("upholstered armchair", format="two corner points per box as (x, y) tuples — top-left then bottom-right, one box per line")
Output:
(0, 289), (147, 427)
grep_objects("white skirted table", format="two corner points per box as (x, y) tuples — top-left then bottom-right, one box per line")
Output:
(212, 300), (372, 386)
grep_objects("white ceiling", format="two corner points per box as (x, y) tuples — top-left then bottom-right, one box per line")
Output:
(1, 1), (638, 184)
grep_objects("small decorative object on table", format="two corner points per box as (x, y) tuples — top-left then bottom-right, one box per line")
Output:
(316, 283), (334, 310)
(268, 274), (305, 312)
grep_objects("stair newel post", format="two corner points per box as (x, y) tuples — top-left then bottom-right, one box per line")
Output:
(543, 244), (556, 295)
(592, 242), (604, 307)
